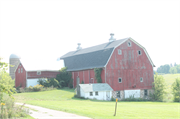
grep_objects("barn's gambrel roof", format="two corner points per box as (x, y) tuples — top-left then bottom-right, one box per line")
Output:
(60, 37), (155, 71)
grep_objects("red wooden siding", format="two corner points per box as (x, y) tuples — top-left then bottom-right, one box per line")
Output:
(72, 69), (105, 88)
(27, 71), (60, 79)
(15, 63), (60, 88)
(15, 64), (26, 88)
(105, 39), (154, 91)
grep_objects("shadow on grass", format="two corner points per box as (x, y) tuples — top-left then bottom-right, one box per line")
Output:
(57, 87), (75, 93)
(71, 96), (110, 102)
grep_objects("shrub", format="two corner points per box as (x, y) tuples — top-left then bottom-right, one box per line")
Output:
(150, 73), (167, 101)
(38, 78), (62, 88)
(16, 85), (56, 93)
(0, 70), (16, 105)
(0, 94), (29, 118)
(172, 78), (180, 102)
(56, 67), (72, 88)
(111, 96), (116, 101)
(33, 84), (43, 91)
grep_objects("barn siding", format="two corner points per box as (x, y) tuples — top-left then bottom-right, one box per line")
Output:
(15, 64), (26, 88)
(106, 39), (153, 91)
(72, 69), (105, 88)
(15, 63), (60, 88)
(27, 71), (60, 79)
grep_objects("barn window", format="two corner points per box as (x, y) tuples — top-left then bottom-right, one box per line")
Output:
(90, 92), (93, 96)
(21, 68), (23, 73)
(118, 49), (122, 55)
(118, 78), (122, 83)
(140, 77), (143, 82)
(95, 91), (98, 96)
(138, 50), (142, 55)
(144, 90), (148, 96)
(18, 69), (20, 73)
(117, 91), (120, 98)
(37, 71), (41, 75)
(127, 41), (131, 47)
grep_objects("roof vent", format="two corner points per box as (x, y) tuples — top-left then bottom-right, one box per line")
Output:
(77, 43), (82, 50)
(109, 33), (116, 42)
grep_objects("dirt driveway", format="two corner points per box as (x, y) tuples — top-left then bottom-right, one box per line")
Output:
(16, 103), (91, 119)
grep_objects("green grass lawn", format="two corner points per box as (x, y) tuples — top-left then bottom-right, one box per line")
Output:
(14, 88), (180, 119)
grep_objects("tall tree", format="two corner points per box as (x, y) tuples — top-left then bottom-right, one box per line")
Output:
(170, 63), (173, 67)
(157, 64), (170, 74)
(169, 67), (177, 74)
(0, 58), (16, 103)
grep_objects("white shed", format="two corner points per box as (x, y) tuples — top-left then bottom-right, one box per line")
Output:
(79, 83), (113, 101)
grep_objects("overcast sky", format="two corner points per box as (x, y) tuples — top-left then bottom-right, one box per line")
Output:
(0, 0), (180, 71)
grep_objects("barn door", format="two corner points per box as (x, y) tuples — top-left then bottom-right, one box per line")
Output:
(76, 76), (80, 97)
(106, 91), (110, 100)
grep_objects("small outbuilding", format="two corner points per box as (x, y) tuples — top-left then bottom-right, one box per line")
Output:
(79, 83), (113, 101)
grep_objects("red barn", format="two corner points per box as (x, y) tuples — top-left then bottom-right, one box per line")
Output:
(14, 62), (60, 88)
(60, 34), (155, 99)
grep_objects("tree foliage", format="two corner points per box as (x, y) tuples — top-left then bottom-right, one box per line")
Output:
(94, 68), (102, 83)
(0, 58), (16, 103)
(38, 78), (63, 88)
(171, 78), (180, 102)
(169, 64), (180, 74)
(156, 64), (180, 74)
(157, 64), (170, 74)
(150, 73), (167, 101)
(56, 67), (73, 88)
(169, 67), (177, 74)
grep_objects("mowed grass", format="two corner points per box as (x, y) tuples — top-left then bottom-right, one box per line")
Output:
(14, 88), (180, 119)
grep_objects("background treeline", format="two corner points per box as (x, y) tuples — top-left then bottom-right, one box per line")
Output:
(156, 63), (180, 74)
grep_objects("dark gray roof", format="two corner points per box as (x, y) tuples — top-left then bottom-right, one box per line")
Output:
(61, 38), (129, 71)
(79, 83), (113, 92)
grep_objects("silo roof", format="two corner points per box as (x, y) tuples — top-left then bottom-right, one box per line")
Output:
(9, 54), (20, 59)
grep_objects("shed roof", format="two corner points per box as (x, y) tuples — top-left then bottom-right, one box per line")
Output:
(79, 83), (113, 92)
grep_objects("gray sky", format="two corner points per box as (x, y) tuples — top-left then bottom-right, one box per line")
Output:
(0, 0), (180, 71)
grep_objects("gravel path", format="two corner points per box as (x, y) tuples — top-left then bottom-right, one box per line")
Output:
(16, 103), (91, 119)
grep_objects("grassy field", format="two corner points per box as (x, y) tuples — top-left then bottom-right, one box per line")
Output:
(14, 88), (180, 119)
(162, 73), (180, 102)
(14, 74), (180, 119)
(162, 73), (180, 86)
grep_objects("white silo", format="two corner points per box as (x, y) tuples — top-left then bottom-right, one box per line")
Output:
(9, 54), (20, 80)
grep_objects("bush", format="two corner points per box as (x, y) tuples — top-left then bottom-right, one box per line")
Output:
(56, 67), (72, 88)
(0, 94), (29, 118)
(150, 73), (167, 101)
(16, 85), (56, 93)
(33, 84), (43, 91)
(172, 78), (180, 102)
(38, 78), (62, 88)
(111, 96), (116, 101)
